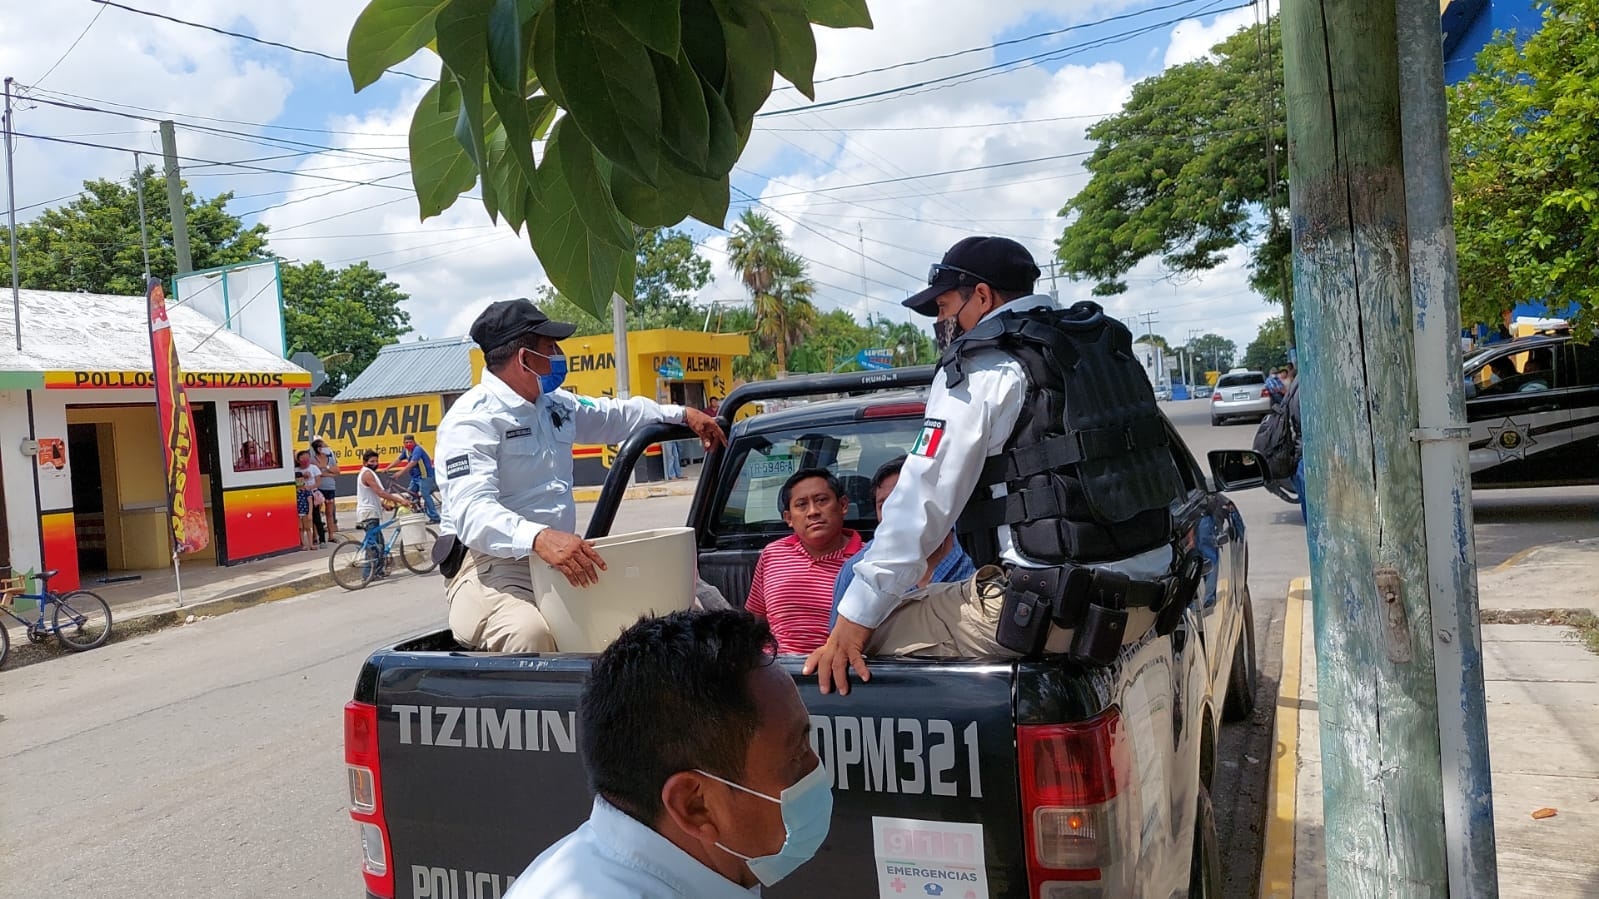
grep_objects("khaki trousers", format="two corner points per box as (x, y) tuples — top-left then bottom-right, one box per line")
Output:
(866, 565), (1157, 659)
(446, 549), (556, 652)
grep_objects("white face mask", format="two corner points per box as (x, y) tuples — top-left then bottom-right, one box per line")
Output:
(697, 762), (834, 886)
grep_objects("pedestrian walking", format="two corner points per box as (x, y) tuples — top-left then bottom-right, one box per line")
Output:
(434, 299), (727, 652)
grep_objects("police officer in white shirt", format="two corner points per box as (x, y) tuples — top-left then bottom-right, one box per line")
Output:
(436, 298), (726, 652)
(505, 609), (831, 898)
(804, 237), (1182, 693)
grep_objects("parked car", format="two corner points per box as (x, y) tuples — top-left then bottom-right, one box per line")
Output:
(342, 367), (1259, 899)
(1464, 329), (1599, 488)
(1210, 370), (1271, 425)
(1192, 384), (1214, 399)
(1155, 384), (1172, 401)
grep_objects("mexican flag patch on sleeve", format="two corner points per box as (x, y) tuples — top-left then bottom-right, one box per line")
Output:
(911, 418), (946, 457)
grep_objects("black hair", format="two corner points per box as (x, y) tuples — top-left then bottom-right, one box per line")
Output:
(579, 609), (779, 824)
(403, 434), (416, 442)
(484, 333), (544, 372)
(871, 455), (908, 492)
(361, 449), (379, 462)
(779, 466), (844, 513)
(956, 283), (1031, 304)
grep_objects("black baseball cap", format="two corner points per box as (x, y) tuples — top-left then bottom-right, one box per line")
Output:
(903, 236), (1042, 316)
(469, 298), (577, 351)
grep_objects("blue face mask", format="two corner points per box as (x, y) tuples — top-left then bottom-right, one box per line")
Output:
(698, 761), (833, 886)
(521, 348), (568, 396)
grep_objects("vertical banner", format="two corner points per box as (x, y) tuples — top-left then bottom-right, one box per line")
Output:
(147, 276), (210, 553)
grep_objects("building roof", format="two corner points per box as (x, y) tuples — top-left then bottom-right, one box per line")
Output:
(0, 288), (303, 376)
(335, 336), (478, 401)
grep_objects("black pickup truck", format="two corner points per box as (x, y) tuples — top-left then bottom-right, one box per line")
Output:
(343, 367), (1261, 899)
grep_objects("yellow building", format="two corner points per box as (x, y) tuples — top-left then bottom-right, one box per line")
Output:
(303, 329), (749, 489)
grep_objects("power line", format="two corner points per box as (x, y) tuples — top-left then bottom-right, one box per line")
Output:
(755, 111), (1119, 133)
(34, 4), (108, 87)
(89, 0), (431, 82)
(773, 0), (1215, 94)
(749, 150), (1092, 200)
(23, 85), (405, 138)
(759, 0), (1250, 118)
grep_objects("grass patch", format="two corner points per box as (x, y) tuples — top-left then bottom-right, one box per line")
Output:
(1480, 608), (1599, 655)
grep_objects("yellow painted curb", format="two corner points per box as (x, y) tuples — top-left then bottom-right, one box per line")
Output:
(1493, 543), (1543, 573)
(1259, 577), (1309, 899)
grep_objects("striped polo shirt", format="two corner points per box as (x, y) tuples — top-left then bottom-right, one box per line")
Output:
(745, 530), (864, 655)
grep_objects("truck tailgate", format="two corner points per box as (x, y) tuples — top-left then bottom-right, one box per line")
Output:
(366, 645), (1025, 898)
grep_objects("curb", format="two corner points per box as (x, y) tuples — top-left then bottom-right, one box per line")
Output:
(1, 569), (339, 672)
(571, 481), (697, 503)
(1259, 576), (1309, 899)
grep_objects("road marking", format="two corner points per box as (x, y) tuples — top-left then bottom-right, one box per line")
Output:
(1259, 577), (1307, 898)
(1491, 543), (1543, 573)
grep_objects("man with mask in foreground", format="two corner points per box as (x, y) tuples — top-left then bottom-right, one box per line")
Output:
(435, 298), (726, 652)
(805, 237), (1186, 694)
(505, 609), (832, 897)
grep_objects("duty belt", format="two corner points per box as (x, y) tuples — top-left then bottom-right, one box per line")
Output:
(995, 554), (1203, 664)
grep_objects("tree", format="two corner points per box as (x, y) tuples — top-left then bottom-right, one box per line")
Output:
(1240, 315), (1289, 371)
(1133, 333), (1170, 354)
(727, 211), (816, 374)
(1055, 18), (1290, 316)
(346, 0), (872, 319)
(1449, 0), (1599, 334)
(634, 226), (712, 316)
(1187, 333), (1237, 373)
(281, 261), (412, 394)
(0, 167), (269, 295)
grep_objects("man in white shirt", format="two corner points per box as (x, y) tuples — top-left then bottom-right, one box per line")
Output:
(505, 609), (832, 897)
(436, 299), (726, 652)
(805, 237), (1179, 693)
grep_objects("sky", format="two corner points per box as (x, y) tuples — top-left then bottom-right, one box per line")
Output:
(0, 0), (1281, 357)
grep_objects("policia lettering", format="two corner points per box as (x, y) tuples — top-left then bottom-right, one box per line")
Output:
(942, 301), (1199, 663)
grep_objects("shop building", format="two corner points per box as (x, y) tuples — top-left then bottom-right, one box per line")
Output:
(0, 290), (311, 592)
(296, 329), (748, 488)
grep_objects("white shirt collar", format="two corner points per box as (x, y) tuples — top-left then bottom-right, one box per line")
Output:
(481, 369), (536, 409)
(978, 293), (1056, 323)
(588, 797), (762, 898)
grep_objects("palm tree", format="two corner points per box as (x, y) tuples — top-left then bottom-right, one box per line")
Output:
(727, 211), (815, 373)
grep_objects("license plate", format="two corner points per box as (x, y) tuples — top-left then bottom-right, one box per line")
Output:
(1233, 391), (1251, 400)
(747, 458), (798, 479)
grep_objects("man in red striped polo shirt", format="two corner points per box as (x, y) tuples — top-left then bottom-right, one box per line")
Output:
(745, 468), (863, 655)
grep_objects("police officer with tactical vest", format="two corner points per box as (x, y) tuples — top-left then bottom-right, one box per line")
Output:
(804, 237), (1196, 694)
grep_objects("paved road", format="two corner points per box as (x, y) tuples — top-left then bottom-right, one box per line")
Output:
(1, 404), (1589, 899)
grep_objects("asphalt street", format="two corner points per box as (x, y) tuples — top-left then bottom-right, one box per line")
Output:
(1, 402), (1591, 898)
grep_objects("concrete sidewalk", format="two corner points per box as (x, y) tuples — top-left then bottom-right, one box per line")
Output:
(1262, 538), (1599, 897)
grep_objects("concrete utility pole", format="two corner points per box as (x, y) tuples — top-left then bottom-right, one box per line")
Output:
(4, 76), (21, 350)
(159, 120), (192, 275)
(1282, 0), (1495, 895)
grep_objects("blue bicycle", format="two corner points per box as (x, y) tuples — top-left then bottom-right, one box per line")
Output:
(0, 568), (113, 668)
(328, 501), (438, 590)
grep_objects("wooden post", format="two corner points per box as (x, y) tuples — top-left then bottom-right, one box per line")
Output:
(1281, 0), (1453, 893)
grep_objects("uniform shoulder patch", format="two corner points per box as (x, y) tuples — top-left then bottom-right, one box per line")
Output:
(445, 454), (470, 479)
(911, 418), (947, 457)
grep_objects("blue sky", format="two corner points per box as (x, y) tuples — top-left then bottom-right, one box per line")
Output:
(0, 0), (1278, 355)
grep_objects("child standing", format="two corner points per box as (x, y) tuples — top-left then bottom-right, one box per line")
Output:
(295, 450), (321, 551)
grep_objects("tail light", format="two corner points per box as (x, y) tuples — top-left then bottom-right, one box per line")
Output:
(1017, 708), (1140, 898)
(1260, 387), (1271, 399)
(1210, 391), (1221, 402)
(346, 701), (394, 898)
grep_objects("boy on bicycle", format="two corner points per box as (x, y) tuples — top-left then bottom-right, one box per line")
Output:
(356, 450), (418, 574)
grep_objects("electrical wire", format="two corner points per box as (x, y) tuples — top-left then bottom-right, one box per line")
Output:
(34, 4), (108, 87)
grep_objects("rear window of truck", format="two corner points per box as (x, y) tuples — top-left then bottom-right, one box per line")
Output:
(715, 418), (924, 537)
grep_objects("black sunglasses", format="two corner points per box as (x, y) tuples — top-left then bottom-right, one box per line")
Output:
(927, 263), (986, 285)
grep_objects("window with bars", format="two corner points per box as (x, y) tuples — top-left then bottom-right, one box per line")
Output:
(230, 401), (282, 472)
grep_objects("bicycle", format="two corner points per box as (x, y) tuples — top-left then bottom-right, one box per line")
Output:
(0, 568), (113, 668)
(329, 498), (439, 590)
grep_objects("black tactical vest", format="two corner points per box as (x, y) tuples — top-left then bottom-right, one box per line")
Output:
(942, 301), (1186, 569)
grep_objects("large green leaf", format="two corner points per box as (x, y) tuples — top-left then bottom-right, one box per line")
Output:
(616, 0), (681, 56)
(486, 0), (526, 94)
(553, 0), (664, 183)
(687, 171), (731, 228)
(527, 118), (634, 318)
(347, 0), (452, 91)
(610, 163), (697, 227)
(489, 80), (536, 181)
(530, 6), (568, 107)
(484, 127), (530, 231)
(712, 0), (776, 123)
(679, 0), (728, 89)
(802, 0), (871, 28)
(701, 74), (740, 176)
(437, 0), (495, 168)
(654, 51), (711, 174)
(408, 77), (480, 218)
(763, 6), (817, 98)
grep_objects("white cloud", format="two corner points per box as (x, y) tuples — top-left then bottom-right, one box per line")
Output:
(1164, 5), (1261, 67)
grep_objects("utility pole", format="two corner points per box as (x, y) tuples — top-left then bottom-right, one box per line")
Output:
(857, 222), (869, 313)
(1282, 0), (1494, 895)
(611, 293), (630, 400)
(133, 152), (152, 279)
(4, 76), (21, 350)
(159, 121), (192, 275)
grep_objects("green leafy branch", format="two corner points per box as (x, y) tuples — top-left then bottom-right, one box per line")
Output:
(346, 0), (871, 318)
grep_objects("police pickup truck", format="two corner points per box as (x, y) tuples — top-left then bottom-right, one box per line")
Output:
(343, 367), (1263, 899)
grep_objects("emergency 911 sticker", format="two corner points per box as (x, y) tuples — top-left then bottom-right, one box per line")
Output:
(872, 817), (989, 899)
(911, 419), (946, 457)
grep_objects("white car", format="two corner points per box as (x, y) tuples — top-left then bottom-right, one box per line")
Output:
(1210, 370), (1272, 425)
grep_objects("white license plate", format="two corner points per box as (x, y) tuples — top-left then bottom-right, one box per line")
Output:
(1233, 391), (1252, 400)
(747, 458), (798, 479)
